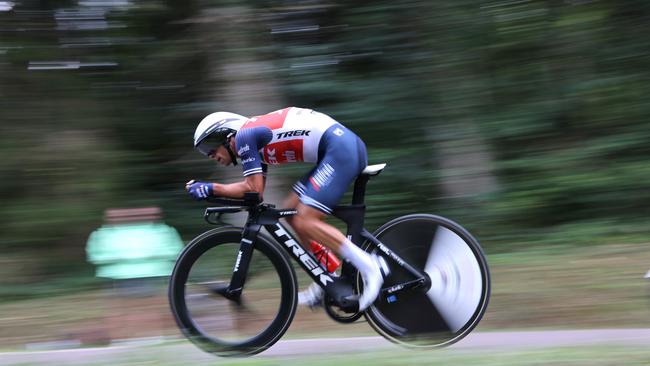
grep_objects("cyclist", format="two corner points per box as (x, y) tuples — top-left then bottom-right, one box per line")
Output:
(186, 107), (383, 311)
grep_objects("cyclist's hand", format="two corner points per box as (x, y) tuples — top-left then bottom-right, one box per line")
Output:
(186, 180), (214, 200)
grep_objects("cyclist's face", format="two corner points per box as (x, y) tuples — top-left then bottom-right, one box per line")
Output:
(210, 144), (232, 166)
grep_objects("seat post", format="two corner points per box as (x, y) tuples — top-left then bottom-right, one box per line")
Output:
(352, 174), (370, 205)
(351, 163), (386, 205)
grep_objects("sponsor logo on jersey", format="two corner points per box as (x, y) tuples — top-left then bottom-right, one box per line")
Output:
(238, 144), (250, 155)
(333, 128), (344, 137)
(276, 130), (311, 139)
(310, 163), (335, 191)
(241, 157), (256, 164)
(263, 140), (304, 164)
(283, 150), (297, 163)
(266, 148), (277, 164)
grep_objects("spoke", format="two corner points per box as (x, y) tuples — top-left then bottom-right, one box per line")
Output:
(184, 249), (283, 343)
(424, 226), (483, 332)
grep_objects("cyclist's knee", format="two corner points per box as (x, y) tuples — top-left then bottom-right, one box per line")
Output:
(292, 213), (321, 238)
(283, 192), (300, 210)
(291, 204), (327, 239)
(297, 203), (327, 220)
(285, 215), (299, 232)
(289, 214), (309, 236)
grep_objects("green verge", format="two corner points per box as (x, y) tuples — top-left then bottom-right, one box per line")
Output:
(1, 242), (650, 349)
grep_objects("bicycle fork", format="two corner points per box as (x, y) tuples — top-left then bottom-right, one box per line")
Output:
(215, 223), (262, 303)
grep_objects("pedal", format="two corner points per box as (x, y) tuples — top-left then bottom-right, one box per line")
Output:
(323, 276), (359, 313)
(338, 295), (360, 313)
(323, 294), (363, 323)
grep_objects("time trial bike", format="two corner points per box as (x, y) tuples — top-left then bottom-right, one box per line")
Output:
(168, 163), (491, 357)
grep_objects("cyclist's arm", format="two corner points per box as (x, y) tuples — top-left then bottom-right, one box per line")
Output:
(261, 163), (268, 190)
(219, 126), (270, 199)
(211, 173), (264, 199)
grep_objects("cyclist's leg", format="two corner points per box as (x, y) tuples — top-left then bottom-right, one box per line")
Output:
(292, 203), (345, 251)
(289, 202), (337, 308)
(288, 141), (358, 252)
(282, 191), (301, 210)
(289, 125), (365, 252)
(286, 183), (342, 308)
(282, 180), (311, 250)
(288, 127), (381, 310)
(291, 202), (382, 310)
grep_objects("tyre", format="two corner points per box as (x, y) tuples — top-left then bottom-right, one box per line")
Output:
(169, 227), (298, 356)
(362, 214), (490, 348)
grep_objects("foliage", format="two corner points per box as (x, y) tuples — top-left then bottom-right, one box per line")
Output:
(0, 0), (649, 290)
(262, 0), (650, 249)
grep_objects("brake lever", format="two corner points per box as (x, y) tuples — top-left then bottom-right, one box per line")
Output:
(204, 210), (217, 225)
(203, 212), (232, 226)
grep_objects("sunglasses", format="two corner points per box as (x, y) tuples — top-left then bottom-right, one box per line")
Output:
(196, 134), (228, 157)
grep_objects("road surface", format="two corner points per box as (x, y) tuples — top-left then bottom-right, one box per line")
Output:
(2, 329), (650, 365)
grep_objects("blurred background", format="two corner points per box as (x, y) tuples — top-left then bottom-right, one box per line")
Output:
(1, 0), (650, 355)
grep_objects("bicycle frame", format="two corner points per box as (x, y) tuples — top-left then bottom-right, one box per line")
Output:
(334, 204), (431, 298)
(211, 174), (431, 311)
(173, 169), (491, 355)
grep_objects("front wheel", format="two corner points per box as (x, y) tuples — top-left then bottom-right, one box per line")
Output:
(169, 227), (298, 357)
(363, 214), (490, 348)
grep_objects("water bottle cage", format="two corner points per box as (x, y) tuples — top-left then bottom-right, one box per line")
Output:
(310, 243), (341, 273)
(313, 248), (331, 269)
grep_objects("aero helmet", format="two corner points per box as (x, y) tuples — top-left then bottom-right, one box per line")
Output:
(193, 112), (247, 165)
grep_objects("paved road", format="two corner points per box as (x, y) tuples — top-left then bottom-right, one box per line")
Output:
(2, 329), (650, 365)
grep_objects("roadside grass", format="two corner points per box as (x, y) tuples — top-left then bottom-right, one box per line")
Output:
(483, 243), (650, 330)
(1, 242), (650, 350)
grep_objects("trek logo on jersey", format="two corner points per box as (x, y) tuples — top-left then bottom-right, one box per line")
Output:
(273, 224), (334, 286)
(276, 130), (311, 139)
(310, 163), (335, 191)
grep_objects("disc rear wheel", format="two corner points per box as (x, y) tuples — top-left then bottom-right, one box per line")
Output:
(363, 214), (490, 348)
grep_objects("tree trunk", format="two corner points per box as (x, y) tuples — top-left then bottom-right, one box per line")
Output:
(201, 6), (289, 213)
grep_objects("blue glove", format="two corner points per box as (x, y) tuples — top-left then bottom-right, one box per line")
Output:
(186, 180), (214, 200)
